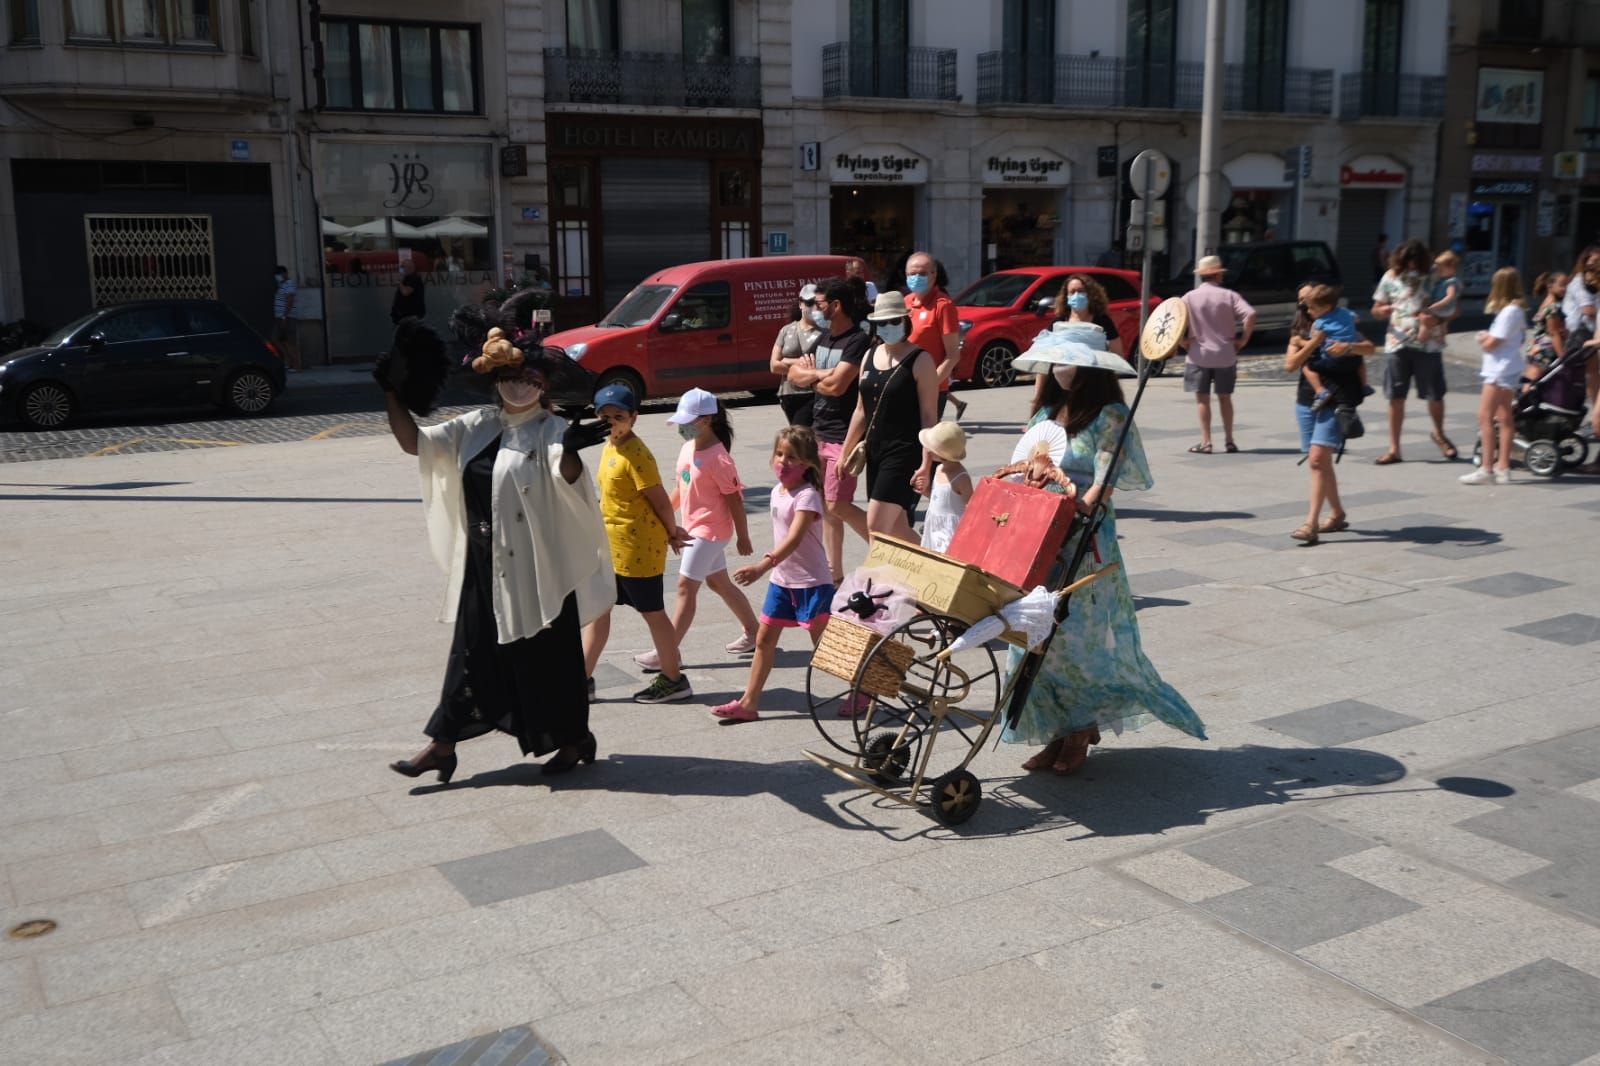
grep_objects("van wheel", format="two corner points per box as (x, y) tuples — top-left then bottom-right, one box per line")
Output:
(596, 367), (645, 402)
(974, 342), (1018, 389)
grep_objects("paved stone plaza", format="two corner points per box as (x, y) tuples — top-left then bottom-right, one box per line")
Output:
(2, 354), (1599, 1065)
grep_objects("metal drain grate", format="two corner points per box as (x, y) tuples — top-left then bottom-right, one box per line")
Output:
(382, 1025), (559, 1066)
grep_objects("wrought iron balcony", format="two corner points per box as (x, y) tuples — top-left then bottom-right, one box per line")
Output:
(979, 52), (1332, 116)
(1339, 73), (1446, 120)
(822, 42), (957, 101)
(544, 48), (760, 109)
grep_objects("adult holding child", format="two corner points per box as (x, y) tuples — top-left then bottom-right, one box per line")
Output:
(1371, 238), (1455, 464)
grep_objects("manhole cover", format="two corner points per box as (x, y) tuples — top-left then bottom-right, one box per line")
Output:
(8, 919), (57, 939)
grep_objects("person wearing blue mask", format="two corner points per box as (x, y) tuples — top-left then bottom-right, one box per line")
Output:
(1033, 274), (1127, 417)
(904, 251), (965, 421)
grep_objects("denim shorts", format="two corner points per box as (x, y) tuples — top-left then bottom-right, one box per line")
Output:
(760, 582), (834, 630)
(1295, 403), (1343, 452)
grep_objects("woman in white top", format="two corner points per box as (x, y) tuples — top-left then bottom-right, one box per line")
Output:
(1462, 266), (1528, 486)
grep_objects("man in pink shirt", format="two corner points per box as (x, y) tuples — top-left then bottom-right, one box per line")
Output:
(1181, 255), (1256, 453)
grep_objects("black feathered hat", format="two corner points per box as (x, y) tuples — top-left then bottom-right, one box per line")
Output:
(373, 317), (451, 416)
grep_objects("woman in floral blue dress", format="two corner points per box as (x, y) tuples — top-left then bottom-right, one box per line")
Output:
(1002, 322), (1207, 775)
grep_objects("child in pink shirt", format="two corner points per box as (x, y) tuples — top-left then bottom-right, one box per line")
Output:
(635, 388), (760, 674)
(711, 426), (835, 722)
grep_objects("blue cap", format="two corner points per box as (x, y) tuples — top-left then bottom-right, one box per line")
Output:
(593, 383), (638, 412)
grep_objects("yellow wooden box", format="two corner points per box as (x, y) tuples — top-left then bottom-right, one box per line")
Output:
(863, 534), (1025, 626)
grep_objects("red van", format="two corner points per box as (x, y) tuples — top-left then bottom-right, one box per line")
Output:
(952, 266), (1157, 388)
(545, 256), (853, 400)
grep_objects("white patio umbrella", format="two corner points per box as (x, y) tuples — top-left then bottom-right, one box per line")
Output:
(346, 217), (427, 239)
(418, 217), (488, 238)
(320, 218), (351, 237)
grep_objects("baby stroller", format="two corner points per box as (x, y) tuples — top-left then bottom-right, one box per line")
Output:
(1473, 345), (1591, 477)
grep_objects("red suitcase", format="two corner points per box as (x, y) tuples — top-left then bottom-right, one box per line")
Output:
(943, 476), (1077, 590)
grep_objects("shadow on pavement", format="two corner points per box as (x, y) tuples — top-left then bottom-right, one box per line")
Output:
(1349, 522), (1503, 547)
(1118, 507), (1255, 523)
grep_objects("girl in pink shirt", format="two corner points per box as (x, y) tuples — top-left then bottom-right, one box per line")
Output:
(712, 426), (835, 722)
(636, 388), (760, 673)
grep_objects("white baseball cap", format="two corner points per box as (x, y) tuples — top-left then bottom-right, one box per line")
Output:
(798, 283), (818, 301)
(666, 386), (719, 424)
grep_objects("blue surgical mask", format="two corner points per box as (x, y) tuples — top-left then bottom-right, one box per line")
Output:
(810, 309), (829, 328)
(1067, 291), (1089, 312)
(905, 274), (931, 295)
(677, 424), (699, 441)
(876, 321), (907, 344)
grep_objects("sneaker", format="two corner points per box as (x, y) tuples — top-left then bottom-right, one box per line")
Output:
(635, 673), (692, 703)
(633, 649), (661, 672)
(1459, 468), (1493, 485)
(724, 632), (757, 655)
(710, 700), (758, 722)
(1493, 468), (1513, 485)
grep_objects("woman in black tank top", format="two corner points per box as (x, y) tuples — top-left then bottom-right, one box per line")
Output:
(841, 292), (940, 542)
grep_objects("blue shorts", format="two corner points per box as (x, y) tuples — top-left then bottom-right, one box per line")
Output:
(1296, 403), (1343, 452)
(760, 582), (834, 630)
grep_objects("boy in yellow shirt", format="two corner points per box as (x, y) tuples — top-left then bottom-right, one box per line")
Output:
(580, 383), (694, 702)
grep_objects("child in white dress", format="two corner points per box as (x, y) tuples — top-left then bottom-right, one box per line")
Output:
(916, 421), (972, 553)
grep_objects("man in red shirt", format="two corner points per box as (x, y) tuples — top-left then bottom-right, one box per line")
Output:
(904, 251), (966, 420)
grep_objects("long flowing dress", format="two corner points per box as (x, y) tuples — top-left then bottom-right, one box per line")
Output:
(1001, 403), (1208, 744)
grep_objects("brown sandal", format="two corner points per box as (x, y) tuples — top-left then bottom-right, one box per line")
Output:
(1431, 432), (1459, 461)
(1374, 452), (1403, 465)
(1318, 514), (1350, 534)
(1290, 524), (1319, 546)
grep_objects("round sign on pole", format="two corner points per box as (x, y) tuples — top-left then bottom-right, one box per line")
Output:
(1129, 149), (1172, 200)
(1139, 297), (1189, 363)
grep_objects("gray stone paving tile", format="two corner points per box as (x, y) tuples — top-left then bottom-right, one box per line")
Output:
(1258, 700), (1424, 747)
(1456, 789), (1600, 865)
(1415, 958), (1600, 1066)
(1198, 864), (1420, 952)
(1507, 613), (1600, 646)
(1454, 571), (1572, 598)
(1511, 859), (1600, 923)
(1406, 539), (1514, 560)
(436, 828), (646, 907)
(1467, 731), (1600, 794)
(1270, 572), (1415, 604)
(1348, 510), (1466, 529)
(589, 662), (635, 692)
(1182, 814), (1376, 881)
(1166, 526), (1256, 546)
(1128, 568), (1212, 594)
(1564, 497), (1600, 512)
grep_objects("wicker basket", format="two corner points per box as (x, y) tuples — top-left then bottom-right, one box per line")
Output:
(812, 617), (915, 698)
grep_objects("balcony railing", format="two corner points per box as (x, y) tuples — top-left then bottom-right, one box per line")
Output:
(822, 42), (958, 101)
(1339, 73), (1446, 120)
(544, 48), (760, 109)
(978, 53), (1332, 116)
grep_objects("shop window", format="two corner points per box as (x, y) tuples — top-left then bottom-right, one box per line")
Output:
(1126, 0), (1176, 107)
(982, 194), (1058, 273)
(683, 0), (728, 59)
(665, 282), (731, 331)
(718, 167), (751, 209)
(11, 0), (40, 42)
(320, 18), (481, 114)
(1243, 0), (1287, 112)
(84, 215), (218, 307)
(1476, 122), (1541, 150)
(566, 0), (616, 51)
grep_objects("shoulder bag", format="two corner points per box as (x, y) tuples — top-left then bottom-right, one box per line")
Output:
(841, 346), (917, 477)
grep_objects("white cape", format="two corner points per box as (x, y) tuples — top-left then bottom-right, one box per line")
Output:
(418, 406), (613, 644)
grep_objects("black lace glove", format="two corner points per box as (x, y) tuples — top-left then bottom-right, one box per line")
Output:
(561, 417), (609, 453)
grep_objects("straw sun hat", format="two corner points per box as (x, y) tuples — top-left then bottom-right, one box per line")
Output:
(918, 420), (967, 462)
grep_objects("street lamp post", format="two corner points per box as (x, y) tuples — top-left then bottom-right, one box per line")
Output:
(1194, 0), (1226, 269)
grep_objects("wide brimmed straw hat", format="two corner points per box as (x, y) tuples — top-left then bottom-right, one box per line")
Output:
(867, 291), (911, 322)
(1194, 255), (1226, 277)
(1012, 321), (1138, 378)
(918, 420), (967, 461)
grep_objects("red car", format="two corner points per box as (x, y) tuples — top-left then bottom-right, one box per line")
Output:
(952, 267), (1159, 388)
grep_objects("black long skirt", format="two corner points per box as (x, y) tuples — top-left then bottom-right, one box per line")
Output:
(424, 438), (589, 757)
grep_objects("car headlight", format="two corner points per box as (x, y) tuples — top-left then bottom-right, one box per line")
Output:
(565, 342), (588, 361)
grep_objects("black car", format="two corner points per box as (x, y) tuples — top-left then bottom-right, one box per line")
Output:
(1160, 241), (1343, 333)
(0, 300), (286, 429)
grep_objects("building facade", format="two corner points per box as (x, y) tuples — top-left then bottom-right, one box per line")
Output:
(1433, 0), (1600, 297)
(3, 0), (1450, 360)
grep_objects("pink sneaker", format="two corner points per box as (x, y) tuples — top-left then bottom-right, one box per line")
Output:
(724, 632), (757, 655)
(837, 692), (873, 718)
(633, 649), (661, 672)
(711, 700), (758, 722)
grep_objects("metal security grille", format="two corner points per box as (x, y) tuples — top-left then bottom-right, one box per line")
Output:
(84, 214), (218, 306)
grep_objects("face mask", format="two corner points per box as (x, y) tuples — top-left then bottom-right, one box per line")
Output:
(497, 380), (543, 408)
(809, 308), (830, 328)
(1067, 291), (1089, 312)
(774, 460), (806, 486)
(677, 423), (700, 441)
(905, 274), (931, 295)
(875, 321), (907, 344)
(274, 273), (286, 283)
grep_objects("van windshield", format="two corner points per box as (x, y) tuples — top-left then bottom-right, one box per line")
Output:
(599, 285), (677, 327)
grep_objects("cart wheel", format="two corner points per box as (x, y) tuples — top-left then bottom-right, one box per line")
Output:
(863, 732), (912, 785)
(1558, 435), (1588, 466)
(927, 769), (981, 826)
(1471, 438), (1483, 467)
(1525, 440), (1562, 478)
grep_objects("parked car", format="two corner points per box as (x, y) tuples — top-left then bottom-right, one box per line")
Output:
(543, 256), (852, 400)
(1159, 241), (1342, 333)
(952, 266), (1158, 388)
(0, 300), (286, 430)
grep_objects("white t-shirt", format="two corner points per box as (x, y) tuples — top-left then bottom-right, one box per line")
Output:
(1482, 303), (1528, 385)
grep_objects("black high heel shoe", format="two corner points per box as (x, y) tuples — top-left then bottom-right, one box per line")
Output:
(390, 748), (457, 783)
(541, 733), (597, 777)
